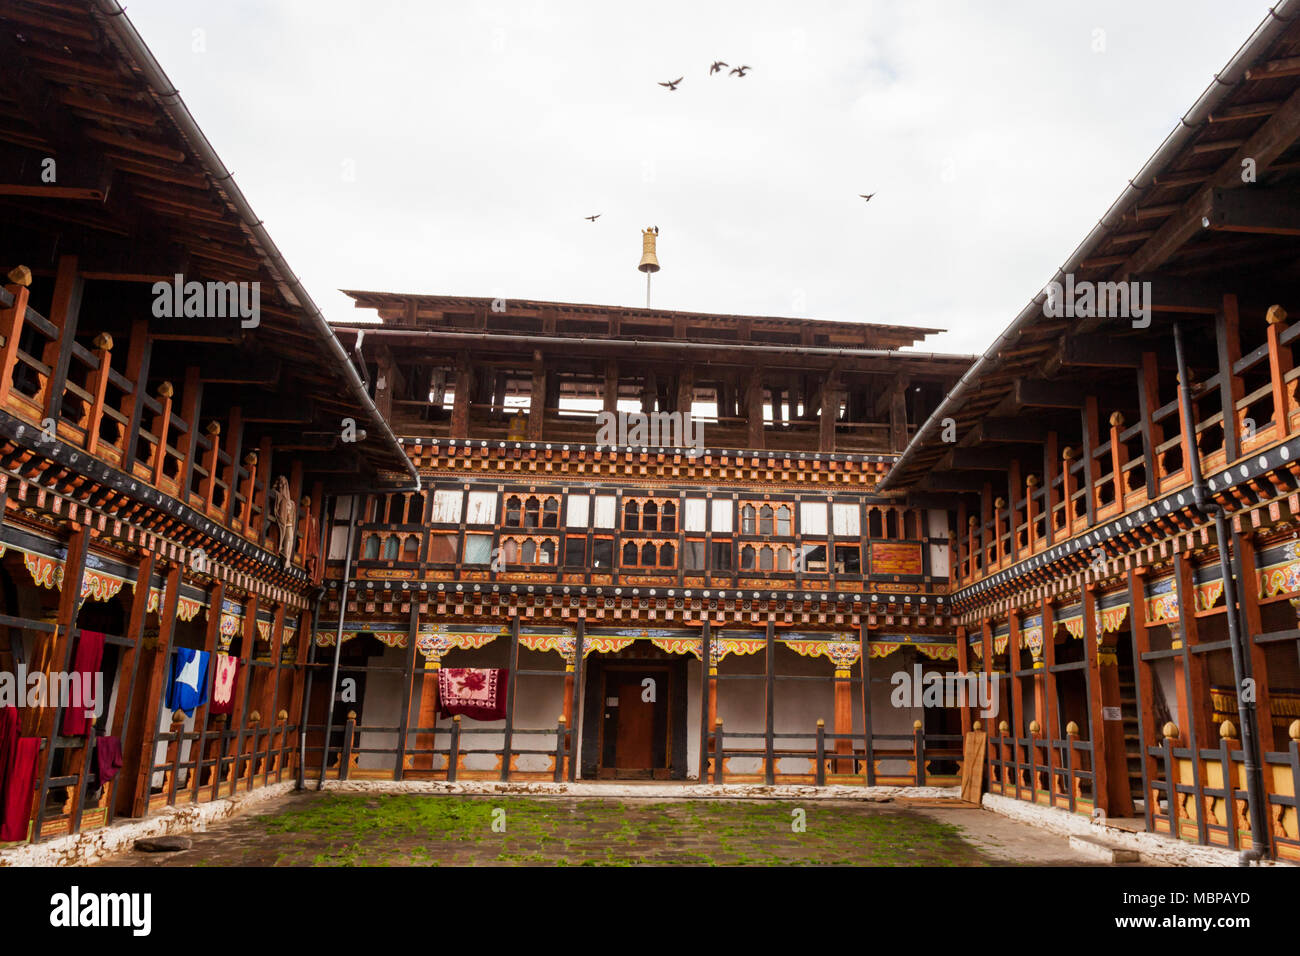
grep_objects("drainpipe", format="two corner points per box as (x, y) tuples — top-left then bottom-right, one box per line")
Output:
(1172, 322), (1268, 864)
(316, 493), (361, 789)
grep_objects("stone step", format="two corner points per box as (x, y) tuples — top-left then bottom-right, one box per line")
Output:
(1068, 832), (1140, 863)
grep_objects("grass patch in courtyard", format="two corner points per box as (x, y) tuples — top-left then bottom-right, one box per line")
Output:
(248, 793), (992, 866)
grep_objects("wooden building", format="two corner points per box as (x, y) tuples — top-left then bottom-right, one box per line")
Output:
(2, 0), (1300, 865)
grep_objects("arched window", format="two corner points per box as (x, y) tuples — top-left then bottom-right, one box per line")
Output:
(886, 510), (899, 538)
(542, 498), (560, 528)
(659, 542), (675, 567)
(777, 547), (791, 571)
(776, 506), (791, 536)
(524, 496), (541, 529)
(740, 544), (756, 570)
(363, 535), (380, 559)
(382, 536), (399, 560)
(522, 539), (537, 564)
(642, 500), (658, 532)
(503, 538), (520, 565)
(623, 541), (639, 565)
(904, 511), (917, 538)
(641, 542), (656, 566)
(623, 500), (640, 531)
(741, 505), (757, 534)
(661, 501), (676, 533)
(402, 537), (419, 561)
(538, 539), (554, 564)
(759, 505), (774, 536)
(758, 545), (773, 571)
(406, 492), (426, 523)
(505, 496), (522, 527)
(868, 509), (883, 538)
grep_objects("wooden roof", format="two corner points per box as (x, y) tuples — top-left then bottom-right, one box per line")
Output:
(341, 290), (946, 353)
(0, 1), (414, 483)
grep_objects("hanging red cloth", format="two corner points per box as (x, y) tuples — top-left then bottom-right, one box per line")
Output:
(209, 654), (240, 716)
(61, 629), (104, 736)
(0, 736), (38, 842)
(437, 668), (508, 722)
(0, 705), (17, 813)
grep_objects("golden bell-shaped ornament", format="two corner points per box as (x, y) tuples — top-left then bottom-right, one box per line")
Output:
(638, 226), (660, 273)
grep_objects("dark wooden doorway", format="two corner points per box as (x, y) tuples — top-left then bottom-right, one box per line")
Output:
(581, 653), (688, 780)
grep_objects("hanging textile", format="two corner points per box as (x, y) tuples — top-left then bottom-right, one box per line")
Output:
(91, 735), (123, 787)
(437, 668), (508, 722)
(0, 736), (38, 842)
(0, 705), (17, 817)
(61, 629), (104, 736)
(209, 654), (240, 716)
(166, 648), (210, 716)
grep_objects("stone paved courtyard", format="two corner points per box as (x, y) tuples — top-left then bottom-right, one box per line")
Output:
(92, 791), (1133, 866)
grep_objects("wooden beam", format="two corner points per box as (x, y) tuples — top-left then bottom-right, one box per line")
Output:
(1015, 378), (1087, 409)
(1204, 185), (1300, 236)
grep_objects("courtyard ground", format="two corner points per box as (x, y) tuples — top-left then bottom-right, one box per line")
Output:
(92, 791), (1140, 867)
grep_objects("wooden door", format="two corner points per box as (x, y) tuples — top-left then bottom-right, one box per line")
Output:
(615, 680), (654, 770)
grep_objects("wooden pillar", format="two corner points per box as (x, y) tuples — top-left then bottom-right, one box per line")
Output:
(1173, 553), (1213, 747)
(1126, 568), (1158, 831)
(1081, 395), (1100, 525)
(745, 374), (765, 450)
(500, 615), (521, 780)
(818, 380), (839, 453)
(148, 382), (174, 486)
(1007, 459), (1021, 561)
(764, 617), (775, 784)
(40, 254), (83, 422)
(603, 360), (619, 414)
(1216, 294), (1244, 461)
(1108, 411), (1128, 512)
(1061, 446), (1077, 537)
(1043, 431), (1059, 547)
(83, 333), (114, 457)
(109, 550), (156, 818)
(0, 269), (32, 407)
(1138, 352), (1163, 495)
(188, 580), (225, 801)
(176, 366), (203, 498)
(1081, 586), (1117, 816)
(128, 563), (182, 817)
(1265, 305), (1295, 436)
(451, 351), (472, 438)
(120, 319), (152, 469)
(1234, 534), (1275, 751)
(228, 594), (259, 792)
(412, 652), (440, 772)
(528, 352), (546, 440)
(955, 624), (972, 736)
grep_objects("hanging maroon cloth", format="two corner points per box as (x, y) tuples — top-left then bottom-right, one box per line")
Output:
(209, 654), (240, 716)
(92, 735), (123, 786)
(61, 628), (105, 736)
(0, 705), (17, 815)
(0, 737), (38, 842)
(438, 668), (508, 722)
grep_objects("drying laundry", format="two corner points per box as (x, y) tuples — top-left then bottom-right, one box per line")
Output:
(0, 736), (38, 842)
(61, 628), (104, 736)
(437, 668), (508, 722)
(166, 648), (210, 716)
(209, 654), (240, 716)
(91, 735), (123, 787)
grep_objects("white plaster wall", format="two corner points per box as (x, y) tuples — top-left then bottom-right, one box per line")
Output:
(358, 643), (405, 771)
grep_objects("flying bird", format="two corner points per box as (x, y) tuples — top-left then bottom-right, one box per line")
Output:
(584, 214), (601, 222)
(659, 77), (683, 90)
(859, 193), (875, 202)
(729, 65), (751, 77)
(710, 60), (728, 74)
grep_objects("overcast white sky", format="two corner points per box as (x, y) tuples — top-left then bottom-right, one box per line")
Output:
(122, 1), (1274, 354)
